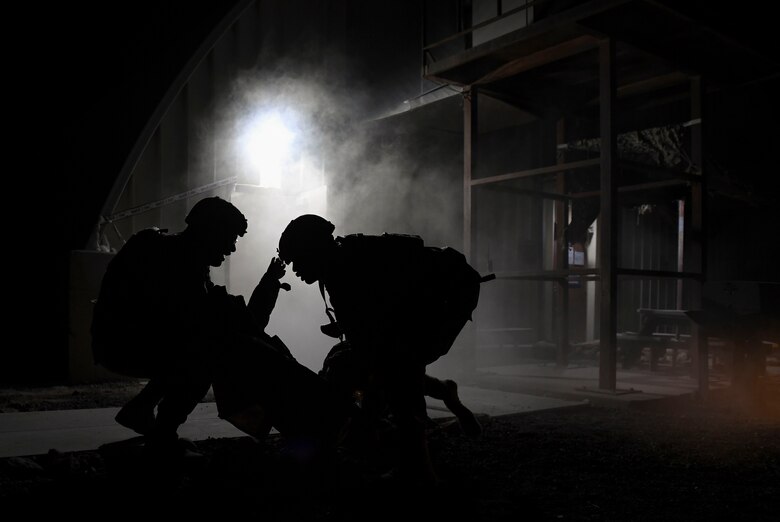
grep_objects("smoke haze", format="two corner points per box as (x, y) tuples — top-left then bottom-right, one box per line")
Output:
(213, 66), (463, 371)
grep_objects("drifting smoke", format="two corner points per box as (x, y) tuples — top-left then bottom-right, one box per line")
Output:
(206, 64), (463, 371)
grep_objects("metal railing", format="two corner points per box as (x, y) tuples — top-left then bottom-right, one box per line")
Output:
(422, 0), (547, 72)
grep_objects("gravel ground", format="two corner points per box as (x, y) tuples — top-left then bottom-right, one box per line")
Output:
(1, 379), (779, 521)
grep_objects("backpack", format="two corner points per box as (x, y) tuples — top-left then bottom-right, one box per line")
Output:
(323, 233), (484, 361)
(90, 228), (169, 376)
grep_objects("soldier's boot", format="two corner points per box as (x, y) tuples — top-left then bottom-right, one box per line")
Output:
(441, 379), (482, 438)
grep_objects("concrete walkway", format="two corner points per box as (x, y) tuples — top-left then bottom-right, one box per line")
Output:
(468, 363), (730, 407)
(1, 362), (726, 459)
(0, 386), (585, 458)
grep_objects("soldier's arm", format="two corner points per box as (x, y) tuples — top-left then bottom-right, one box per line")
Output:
(248, 257), (289, 331)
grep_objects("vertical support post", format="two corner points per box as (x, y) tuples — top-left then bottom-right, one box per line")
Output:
(689, 75), (708, 399)
(463, 86), (478, 263)
(462, 86), (478, 374)
(599, 38), (618, 391)
(676, 199), (685, 308)
(554, 118), (569, 367)
(674, 200), (685, 368)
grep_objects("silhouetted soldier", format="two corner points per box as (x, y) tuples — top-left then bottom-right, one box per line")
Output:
(278, 214), (484, 484)
(91, 197), (349, 462)
(91, 197), (252, 457)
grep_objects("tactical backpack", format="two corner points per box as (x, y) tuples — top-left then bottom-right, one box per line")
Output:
(319, 232), (490, 360)
(90, 227), (170, 376)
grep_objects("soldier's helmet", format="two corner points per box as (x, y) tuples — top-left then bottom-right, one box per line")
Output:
(186, 196), (248, 237)
(278, 214), (335, 264)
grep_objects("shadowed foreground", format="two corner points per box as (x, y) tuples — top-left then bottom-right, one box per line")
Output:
(2, 393), (779, 521)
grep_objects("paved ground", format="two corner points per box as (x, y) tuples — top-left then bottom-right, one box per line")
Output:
(0, 363), (728, 458)
(2, 364), (778, 521)
(0, 386), (584, 458)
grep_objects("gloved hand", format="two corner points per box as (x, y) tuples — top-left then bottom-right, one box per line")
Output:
(263, 256), (291, 291)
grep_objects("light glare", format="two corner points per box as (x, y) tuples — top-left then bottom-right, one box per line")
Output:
(243, 111), (296, 188)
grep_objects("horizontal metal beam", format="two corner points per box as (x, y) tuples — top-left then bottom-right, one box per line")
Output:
(474, 35), (599, 85)
(571, 178), (692, 198)
(493, 268), (703, 282)
(496, 268), (600, 281)
(483, 184), (572, 201)
(103, 177), (238, 223)
(617, 268), (703, 280)
(471, 158), (600, 186)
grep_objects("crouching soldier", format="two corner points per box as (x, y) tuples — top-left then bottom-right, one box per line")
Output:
(91, 198), (350, 464)
(278, 215), (487, 485)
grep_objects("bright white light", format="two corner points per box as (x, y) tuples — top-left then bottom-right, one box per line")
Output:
(242, 111), (296, 188)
